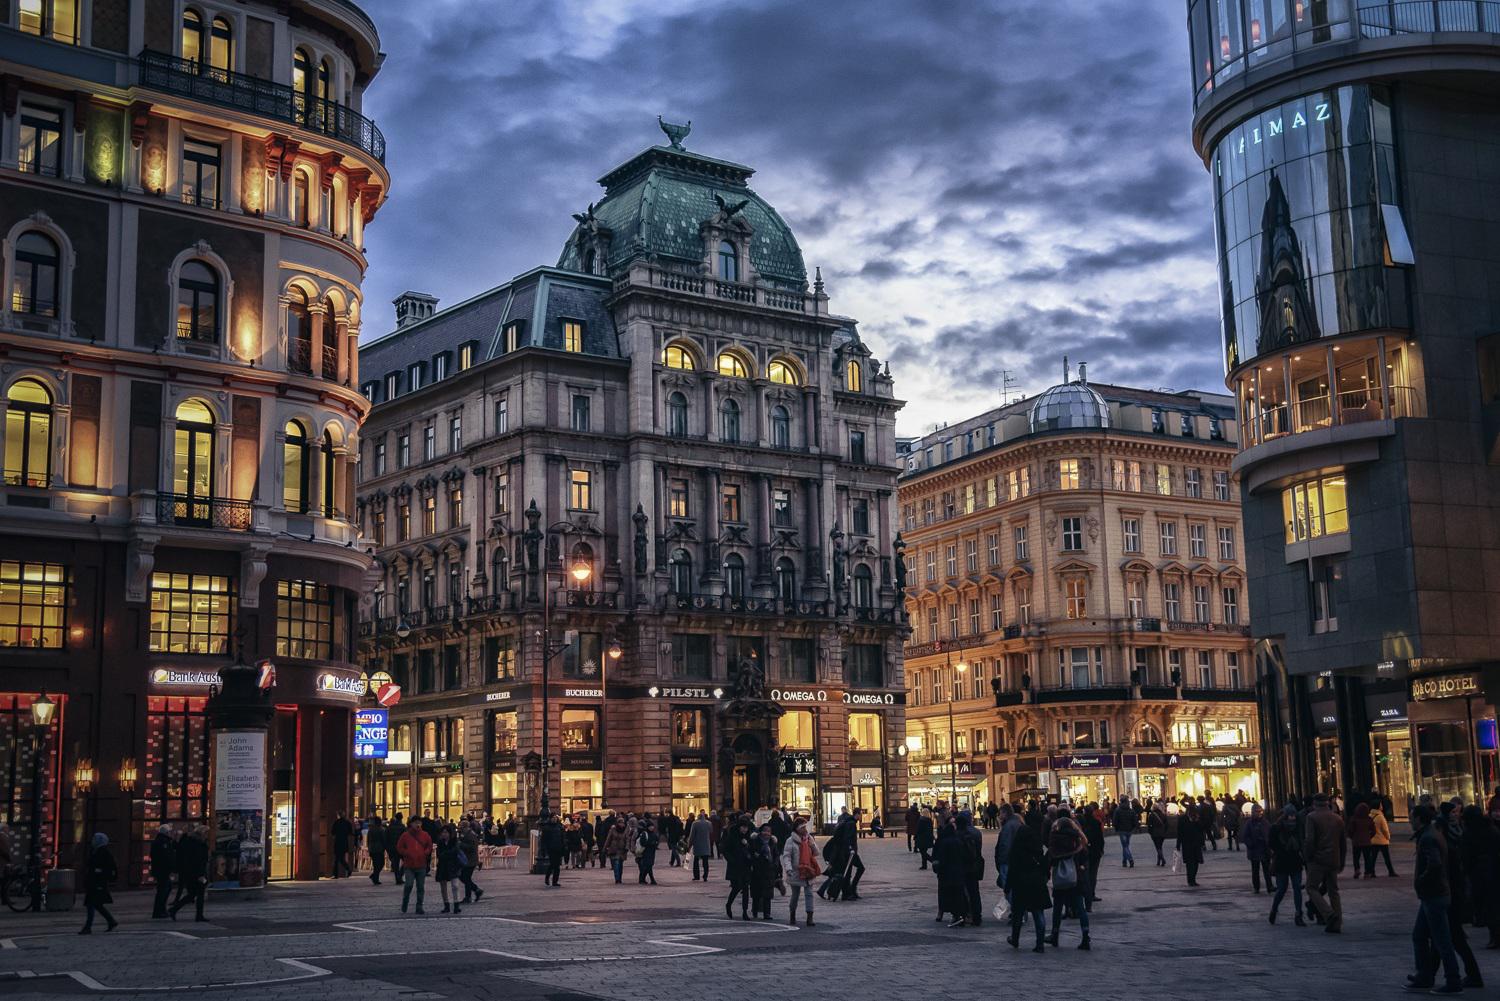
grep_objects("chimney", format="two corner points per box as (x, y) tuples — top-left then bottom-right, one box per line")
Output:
(392, 291), (439, 329)
(1078, 362), (1088, 385)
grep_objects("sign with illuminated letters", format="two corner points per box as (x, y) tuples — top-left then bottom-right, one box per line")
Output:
(354, 709), (389, 760)
(1410, 672), (1482, 702)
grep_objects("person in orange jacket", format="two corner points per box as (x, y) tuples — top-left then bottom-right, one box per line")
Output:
(395, 818), (433, 914)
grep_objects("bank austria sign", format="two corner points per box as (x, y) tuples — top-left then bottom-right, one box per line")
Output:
(151, 667), (222, 688)
(317, 672), (365, 697)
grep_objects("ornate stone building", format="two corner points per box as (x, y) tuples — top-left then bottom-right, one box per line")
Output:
(1, 0), (388, 881)
(355, 126), (906, 829)
(899, 369), (1260, 807)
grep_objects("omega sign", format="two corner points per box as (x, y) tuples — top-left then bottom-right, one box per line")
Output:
(770, 689), (897, 706)
(1410, 673), (1482, 702)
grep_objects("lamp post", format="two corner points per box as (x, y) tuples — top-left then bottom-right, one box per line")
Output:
(26, 693), (56, 912)
(944, 646), (969, 808)
(535, 546), (593, 821)
(600, 636), (622, 809)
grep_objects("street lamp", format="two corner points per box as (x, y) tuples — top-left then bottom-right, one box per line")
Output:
(536, 539), (592, 823)
(944, 646), (968, 808)
(26, 693), (56, 912)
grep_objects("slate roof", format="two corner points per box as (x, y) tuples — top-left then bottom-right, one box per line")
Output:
(358, 268), (617, 403)
(556, 145), (807, 286)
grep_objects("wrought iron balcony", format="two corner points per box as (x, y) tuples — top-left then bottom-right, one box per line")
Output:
(466, 592), (516, 616)
(663, 593), (831, 618)
(564, 590), (620, 610)
(156, 492), (251, 530)
(137, 50), (387, 164)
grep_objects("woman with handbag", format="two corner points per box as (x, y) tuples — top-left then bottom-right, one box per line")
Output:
(1046, 808), (1091, 950)
(781, 817), (819, 927)
(1176, 803), (1207, 887)
(434, 828), (463, 914)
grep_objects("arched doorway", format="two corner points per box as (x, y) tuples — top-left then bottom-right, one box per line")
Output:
(731, 732), (764, 812)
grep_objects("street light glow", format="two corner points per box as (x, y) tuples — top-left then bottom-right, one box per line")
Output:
(570, 560), (592, 582)
(31, 692), (55, 727)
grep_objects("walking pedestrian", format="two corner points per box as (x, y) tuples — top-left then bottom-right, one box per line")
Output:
(1242, 803), (1273, 893)
(149, 824), (175, 918)
(539, 813), (564, 888)
(906, 802), (920, 852)
(782, 816), (819, 927)
(1045, 807), (1090, 950)
(1176, 804), (1206, 887)
(1458, 805), (1499, 953)
(458, 819), (483, 903)
(1113, 798), (1138, 868)
(725, 816), (753, 918)
(690, 811), (714, 881)
(331, 811), (353, 878)
(995, 803), (1020, 899)
(1005, 819), (1051, 953)
(169, 825), (208, 922)
(366, 816), (387, 885)
(78, 833), (118, 934)
(1303, 793), (1347, 934)
(1148, 799), (1169, 866)
(749, 823), (777, 919)
(1407, 804), (1464, 994)
(1222, 794), (1243, 852)
(1350, 801), (1375, 878)
(957, 810), (984, 925)
(604, 816), (629, 884)
(915, 808), (935, 870)
(1078, 803), (1105, 905)
(1371, 800), (1399, 877)
(434, 828), (463, 914)
(1268, 804), (1307, 926)
(390, 811), (405, 885)
(396, 817), (432, 914)
(635, 819), (660, 885)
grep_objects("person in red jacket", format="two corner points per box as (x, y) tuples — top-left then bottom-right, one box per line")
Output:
(396, 818), (432, 915)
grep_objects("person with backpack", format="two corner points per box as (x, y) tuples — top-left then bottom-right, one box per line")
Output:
(635, 818), (660, 885)
(782, 816), (820, 927)
(1045, 807), (1090, 950)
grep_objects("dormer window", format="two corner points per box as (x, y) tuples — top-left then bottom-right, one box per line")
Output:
(384, 372), (399, 400)
(563, 320), (583, 353)
(503, 321), (521, 353)
(717, 241), (739, 282)
(846, 359), (863, 392)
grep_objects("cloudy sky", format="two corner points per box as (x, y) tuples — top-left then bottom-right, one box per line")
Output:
(357, 0), (1222, 435)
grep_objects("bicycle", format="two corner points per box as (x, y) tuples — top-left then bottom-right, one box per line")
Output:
(3, 863), (44, 913)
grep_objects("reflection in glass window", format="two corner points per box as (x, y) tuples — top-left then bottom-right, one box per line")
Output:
(560, 708), (598, 750)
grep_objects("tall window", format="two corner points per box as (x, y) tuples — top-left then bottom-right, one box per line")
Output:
(1189, 524), (1207, 559)
(771, 405), (791, 448)
(172, 399), (215, 515)
(1122, 517), (1141, 553)
(724, 553), (746, 598)
(209, 16), (232, 72)
(668, 478), (689, 518)
(321, 430), (336, 519)
(853, 564), (874, 609)
(667, 392), (689, 437)
(293, 48), (314, 124)
(494, 395), (509, 433)
(18, 0), (78, 43)
(845, 359), (863, 392)
(1059, 458), (1080, 490)
(854, 499), (871, 536)
(563, 320), (583, 353)
(1193, 584), (1210, 622)
(282, 420), (308, 512)
(990, 592), (1003, 630)
(397, 433), (410, 468)
(449, 414), (463, 452)
(671, 633), (711, 679)
(663, 343), (695, 370)
(1214, 471), (1230, 501)
(775, 557), (797, 602)
(11, 232), (59, 317)
(148, 572), (233, 654)
(773, 488), (792, 526)
(849, 429), (867, 464)
(1164, 582), (1182, 621)
(0, 561), (68, 648)
(848, 643), (883, 688)
(720, 398), (741, 442)
(176, 261), (220, 343)
(1223, 586), (1240, 624)
(422, 424), (435, 461)
(493, 471), (508, 515)
(571, 394), (590, 432)
(421, 495), (436, 535)
(1196, 650), (1213, 689)
(292, 171), (311, 227)
(1065, 578), (1086, 619)
(275, 580), (332, 659)
(1013, 524), (1029, 561)
(721, 483), (742, 522)
(1283, 475), (1349, 543)
(181, 139), (221, 209)
(1159, 521), (1177, 556)
(1127, 578), (1144, 617)
(1061, 516), (1083, 552)
(717, 241), (738, 282)
(286, 288), (312, 373)
(569, 468), (592, 509)
(1218, 526), (1236, 560)
(4, 379), (52, 488)
(18, 106), (62, 176)
(669, 549), (693, 595)
(1185, 467), (1202, 498)
(1156, 463), (1172, 495)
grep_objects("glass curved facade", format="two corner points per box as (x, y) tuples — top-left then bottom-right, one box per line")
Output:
(1213, 84), (1408, 373)
(1188, 1), (1500, 107)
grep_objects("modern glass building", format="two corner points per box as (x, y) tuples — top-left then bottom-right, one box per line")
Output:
(1185, 1), (1500, 811)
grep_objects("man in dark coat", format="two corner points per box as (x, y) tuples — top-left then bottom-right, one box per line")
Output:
(1176, 804), (1207, 886)
(915, 809), (936, 870)
(539, 813), (564, 887)
(330, 811), (353, 878)
(956, 810), (983, 925)
(1005, 821), (1051, 951)
(933, 815), (969, 925)
(1078, 806), (1105, 906)
(905, 803), (920, 851)
(149, 825), (176, 918)
(169, 826), (209, 921)
(79, 832), (118, 934)
(365, 816), (387, 885)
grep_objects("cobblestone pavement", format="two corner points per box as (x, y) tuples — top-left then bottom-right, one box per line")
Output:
(0, 837), (1449, 1000)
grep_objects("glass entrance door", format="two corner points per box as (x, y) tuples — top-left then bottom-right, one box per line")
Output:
(1370, 730), (1413, 821)
(269, 791), (295, 880)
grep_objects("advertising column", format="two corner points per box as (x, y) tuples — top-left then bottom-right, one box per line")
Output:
(205, 659), (276, 891)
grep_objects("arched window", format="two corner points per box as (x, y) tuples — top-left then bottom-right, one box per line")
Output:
(717, 241), (738, 282)
(181, 9), (205, 65)
(716, 351), (749, 379)
(292, 48), (313, 123)
(582, 247), (595, 274)
(663, 343), (696, 370)
(770, 404), (791, 448)
(1018, 727), (1040, 751)
(724, 553), (745, 598)
(719, 397), (741, 443)
(322, 296), (340, 378)
(292, 170), (311, 227)
(173, 399), (215, 520)
(846, 359), (863, 392)
(4, 379), (52, 488)
(1136, 722), (1163, 748)
(282, 419), (308, 512)
(209, 17), (233, 73)
(318, 58), (332, 101)
(12, 232), (59, 317)
(176, 260), (220, 343)
(775, 557), (797, 603)
(491, 547), (507, 592)
(767, 359), (799, 385)
(569, 541), (594, 591)
(666, 391), (689, 437)
(669, 548), (693, 595)
(852, 564), (874, 609)
(322, 429), (336, 518)
(287, 288), (312, 373)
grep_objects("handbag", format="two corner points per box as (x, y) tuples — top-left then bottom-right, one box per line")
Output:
(1054, 856), (1078, 891)
(1170, 848), (1183, 873)
(992, 897), (1011, 921)
(797, 838), (820, 881)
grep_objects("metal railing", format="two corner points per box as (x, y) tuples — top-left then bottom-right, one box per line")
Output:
(321, 344), (339, 381)
(1359, 1), (1500, 36)
(289, 338), (313, 374)
(175, 320), (218, 344)
(156, 492), (252, 530)
(622, 265), (814, 313)
(663, 593), (832, 618)
(1254, 385), (1418, 442)
(8, 295), (56, 318)
(137, 50), (386, 164)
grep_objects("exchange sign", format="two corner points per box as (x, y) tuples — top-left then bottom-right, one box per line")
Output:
(354, 708), (390, 760)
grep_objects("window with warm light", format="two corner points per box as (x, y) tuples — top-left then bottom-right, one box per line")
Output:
(18, 105), (62, 177)
(19, 0), (77, 43)
(1156, 463), (1172, 496)
(275, 580), (332, 660)
(1059, 459), (1080, 490)
(149, 572), (233, 654)
(845, 359), (863, 392)
(282, 420), (308, 512)
(12, 232), (60, 317)
(768, 359), (799, 385)
(0, 561), (68, 648)
(848, 712), (881, 751)
(1282, 474), (1348, 543)
(422, 495), (436, 535)
(563, 320), (583, 353)
(717, 352), (750, 379)
(663, 343), (696, 370)
(721, 483), (742, 522)
(1064, 578), (1086, 619)
(569, 468), (592, 510)
(176, 261), (220, 343)
(669, 478), (689, 518)
(4, 379), (53, 488)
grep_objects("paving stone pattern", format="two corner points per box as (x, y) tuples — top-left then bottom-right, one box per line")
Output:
(0, 838), (1435, 1000)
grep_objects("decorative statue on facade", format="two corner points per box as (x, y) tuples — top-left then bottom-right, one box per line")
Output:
(732, 656), (766, 702)
(632, 504), (649, 574)
(830, 526), (847, 591)
(523, 500), (543, 602)
(893, 532), (908, 595)
(717, 656), (784, 724)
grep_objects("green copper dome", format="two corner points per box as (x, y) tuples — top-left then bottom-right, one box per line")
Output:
(557, 144), (808, 287)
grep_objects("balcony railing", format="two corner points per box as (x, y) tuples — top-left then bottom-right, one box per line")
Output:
(465, 592), (516, 616)
(289, 338), (313, 375)
(321, 344), (339, 381)
(663, 593), (831, 618)
(620, 265), (816, 313)
(565, 590), (620, 610)
(137, 50), (387, 164)
(156, 492), (252, 530)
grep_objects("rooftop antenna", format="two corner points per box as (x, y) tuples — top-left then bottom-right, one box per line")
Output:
(999, 369), (1018, 406)
(1063, 355), (1070, 385)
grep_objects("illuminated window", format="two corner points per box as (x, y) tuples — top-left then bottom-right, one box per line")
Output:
(275, 580), (332, 660)
(845, 359), (863, 392)
(176, 261), (220, 343)
(503, 322), (521, 353)
(1156, 463), (1172, 496)
(18, 106), (62, 177)
(4, 379), (52, 488)
(18, 0), (76, 43)
(569, 468), (592, 509)
(210, 17), (233, 72)
(721, 483), (742, 522)
(148, 572), (234, 654)
(172, 399), (215, 514)
(181, 139), (221, 209)
(282, 420), (308, 512)
(422, 495), (436, 535)
(1282, 474), (1349, 543)
(663, 343), (696, 370)
(1064, 578), (1086, 619)
(293, 48), (313, 123)
(459, 342), (475, 370)
(848, 712), (881, 751)
(767, 359), (799, 385)
(717, 351), (750, 379)
(563, 320), (583, 353)
(292, 170), (311, 227)
(1059, 458), (1080, 490)
(0, 561), (68, 648)
(11, 232), (59, 318)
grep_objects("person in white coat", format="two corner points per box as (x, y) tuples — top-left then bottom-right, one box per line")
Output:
(781, 816), (820, 927)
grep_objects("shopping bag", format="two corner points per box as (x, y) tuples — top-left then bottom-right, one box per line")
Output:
(992, 897), (1011, 922)
(1170, 849), (1182, 874)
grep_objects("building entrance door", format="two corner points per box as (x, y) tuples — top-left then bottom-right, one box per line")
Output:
(269, 790), (296, 881)
(733, 766), (761, 812)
